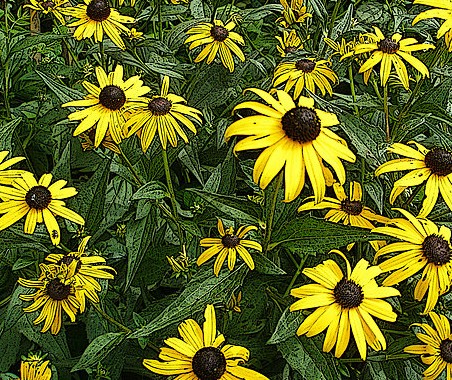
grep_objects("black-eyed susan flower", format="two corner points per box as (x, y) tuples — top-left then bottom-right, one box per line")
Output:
(18, 264), (80, 335)
(276, 0), (311, 28)
(375, 141), (452, 217)
(225, 89), (356, 203)
(143, 304), (269, 379)
(24, 0), (68, 25)
(62, 0), (134, 50)
(290, 250), (400, 360)
(20, 354), (52, 380)
(373, 208), (452, 314)
(125, 75), (202, 151)
(405, 312), (452, 379)
(197, 219), (262, 277)
(413, 0), (452, 52)
(118, 0), (135, 6)
(273, 58), (338, 98)
(342, 26), (434, 90)
(62, 65), (150, 147)
(276, 30), (303, 57)
(79, 128), (121, 154)
(0, 150), (27, 185)
(0, 172), (84, 245)
(185, 19), (245, 73)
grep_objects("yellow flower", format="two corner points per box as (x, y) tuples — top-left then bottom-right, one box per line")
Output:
(0, 172), (84, 245)
(125, 75), (202, 151)
(273, 58), (338, 98)
(24, 0), (68, 25)
(225, 89), (356, 203)
(79, 128), (121, 154)
(197, 219), (262, 276)
(375, 141), (452, 217)
(169, 0), (189, 4)
(62, 0), (135, 50)
(62, 65), (150, 147)
(143, 304), (269, 379)
(342, 26), (434, 89)
(185, 19), (245, 72)
(128, 27), (143, 40)
(276, 29), (303, 57)
(18, 264), (80, 335)
(373, 208), (452, 314)
(0, 150), (27, 185)
(405, 312), (452, 380)
(276, 0), (312, 28)
(290, 250), (400, 360)
(227, 291), (242, 313)
(413, 0), (452, 51)
(20, 359), (52, 380)
(118, 0), (136, 6)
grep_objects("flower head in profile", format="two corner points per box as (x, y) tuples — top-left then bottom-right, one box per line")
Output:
(373, 208), (452, 314)
(290, 250), (400, 360)
(276, 0), (311, 28)
(62, 0), (135, 50)
(24, 0), (68, 25)
(0, 150), (27, 185)
(225, 89), (356, 203)
(20, 353), (52, 380)
(342, 26), (434, 89)
(276, 30), (303, 57)
(405, 312), (452, 380)
(125, 76), (202, 151)
(143, 304), (268, 379)
(79, 128), (121, 154)
(273, 58), (338, 98)
(375, 141), (452, 217)
(185, 19), (245, 72)
(62, 65), (150, 147)
(0, 172), (84, 245)
(197, 219), (262, 276)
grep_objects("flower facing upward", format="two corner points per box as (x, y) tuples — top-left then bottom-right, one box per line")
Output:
(373, 208), (452, 314)
(125, 76), (203, 151)
(185, 19), (245, 73)
(276, 0), (312, 28)
(225, 89), (356, 203)
(20, 357), (52, 380)
(62, 0), (135, 50)
(0, 150), (27, 185)
(143, 304), (268, 379)
(290, 250), (400, 360)
(24, 0), (68, 25)
(198, 219), (262, 276)
(405, 312), (452, 380)
(342, 26), (434, 89)
(276, 30), (303, 57)
(273, 58), (339, 98)
(0, 172), (84, 245)
(62, 65), (150, 147)
(375, 141), (452, 217)
(413, 0), (452, 51)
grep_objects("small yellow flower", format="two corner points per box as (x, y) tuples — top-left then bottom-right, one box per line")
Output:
(24, 0), (68, 25)
(20, 358), (52, 380)
(276, 30), (303, 57)
(79, 128), (121, 154)
(227, 291), (242, 313)
(276, 0), (312, 28)
(128, 28), (143, 40)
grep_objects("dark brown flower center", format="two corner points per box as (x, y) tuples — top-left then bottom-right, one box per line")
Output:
(295, 59), (316, 73)
(86, 0), (111, 21)
(341, 199), (363, 216)
(58, 255), (82, 273)
(378, 38), (399, 54)
(422, 234), (451, 265)
(285, 46), (297, 54)
(222, 234), (240, 248)
(41, 1), (55, 10)
(424, 148), (452, 176)
(148, 97), (172, 116)
(192, 347), (227, 380)
(210, 25), (229, 42)
(46, 278), (71, 301)
(440, 339), (452, 363)
(281, 106), (321, 143)
(99, 85), (126, 111)
(334, 278), (364, 308)
(25, 186), (52, 210)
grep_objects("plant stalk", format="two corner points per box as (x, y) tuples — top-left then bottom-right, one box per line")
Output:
(383, 83), (390, 142)
(263, 171), (283, 254)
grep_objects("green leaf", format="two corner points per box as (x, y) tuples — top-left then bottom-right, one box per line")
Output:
(0, 326), (20, 371)
(0, 118), (21, 152)
(131, 181), (167, 201)
(254, 254), (286, 275)
(268, 307), (303, 344)
(9, 34), (64, 55)
(36, 70), (84, 105)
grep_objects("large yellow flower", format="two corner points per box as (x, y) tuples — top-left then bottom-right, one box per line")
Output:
(373, 208), (452, 314)
(225, 89), (356, 203)
(413, 0), (452, 51)
(62, 65), (150, 147)
(342, 26), (434, 89)
(405, 312), (452, 380)
(20, 359), (52, 380)
(125, 75), (203, 151)
(143, 304), (268, 379)
(185, 19), (245, 72)
(0, 172), (84, 245)
(276, 30), (303, 57)
(197, 219), (262, 276)
(375, 141), (452, 217)
(290, 250), (400, 360)
(62, 0), (134, 50)
(24, 0), (68, 25)
(0, 150), (27, 185)
(276, 0), (311, 28)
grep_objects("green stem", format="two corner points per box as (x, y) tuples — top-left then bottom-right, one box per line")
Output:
(283, 253), (307, 297)
(348, 65), (359, 117)
(0, 294), (12, 308)
(92, 302), (131, 333)
(3, 2), (10, 118)
(157, 0), (162, 41)
(401, 184), (423, 209)
(327, 0), (341, 39)
(99, 40), (106, 70)
(118, 146), (143, 187)
(383, 83), (390, 142)
(263, 172), (283, 254)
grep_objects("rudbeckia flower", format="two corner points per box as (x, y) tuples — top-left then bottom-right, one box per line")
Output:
(276, 0), (311, 28)
(290, 250), (400, 360)
(276, 30), (303, 57)
(143, 304), (268, 379)
(0, 172), (85, 245)
(405, 312), (452, 379)
(0, 150), (27, 185)
(125, 75), (203, 151)
(20, 358), (52, 380)
(197, 219), (262, 276)
(225, 89), (356, 203)
(62, 65), (150, 147)
(342, 26), (434, 89)
(375, 141), (452, 217)
(24, 0), (68, 25)
(373, 208), (452, 314)
(185, 19), (245, 72)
